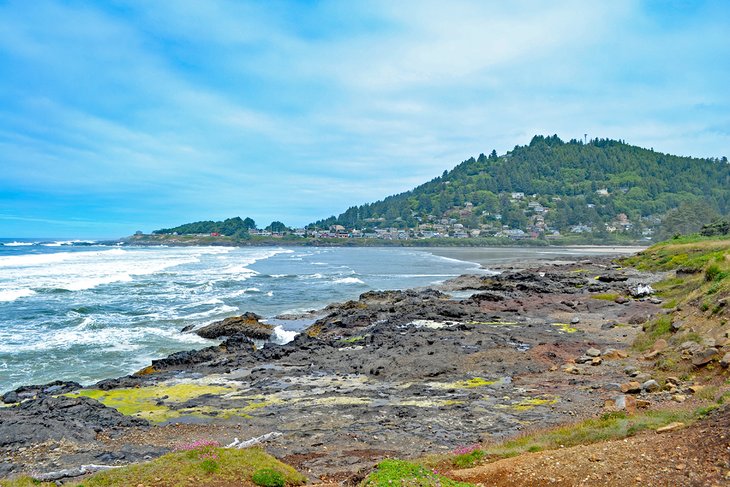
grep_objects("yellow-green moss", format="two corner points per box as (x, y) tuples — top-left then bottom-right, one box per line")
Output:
(553, 323), (578, 333)
(455, 377), (497, 388)
(69, 383), (235, 422)
(511, 396), (558, 411)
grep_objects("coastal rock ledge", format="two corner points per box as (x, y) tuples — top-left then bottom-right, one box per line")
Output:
(193, 312), (274, 340)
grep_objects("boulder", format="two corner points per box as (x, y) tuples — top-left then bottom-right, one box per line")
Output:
(621, 381), (642, 394)
(586, 348), (601, 357)
(1, 391), (18, 404)
(642, 379), (660, 393)
(602, 348), (628, 359)
(614, 296), (630, 304)
(691, 348), (718, 367)
(196, 312), (274, 340)
(2, 380), (82, 404)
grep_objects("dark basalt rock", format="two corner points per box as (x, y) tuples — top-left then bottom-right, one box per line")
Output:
(195, 312), (274, 340)
(2, 380), (82, 404)
(0, 396), (148, 447)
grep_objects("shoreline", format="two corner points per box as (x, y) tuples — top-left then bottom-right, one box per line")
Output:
(1, 255), (672, 480)
(418, 245), (644, 268)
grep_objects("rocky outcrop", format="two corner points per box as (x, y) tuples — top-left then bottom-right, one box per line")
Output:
(1, 380), (81, 404)
(195, 312), (274, 340)
(0, 396), (147, 447)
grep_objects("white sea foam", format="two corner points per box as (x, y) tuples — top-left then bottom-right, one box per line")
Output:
(3, 241), (36, 246)
(177, 305), (238, 321)
(333, 277), (366, 285)
(0, 319), (210, 354)
(42, 240), (97, 247)
(271, 325), (298, 344)
(0, 288), (36, 302)
(0, 247), (218, 293)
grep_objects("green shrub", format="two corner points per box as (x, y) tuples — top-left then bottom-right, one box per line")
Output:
(362, 460), (472, 487)
(453, 449), (485, 468)
(252, 468), (286, 487)
(705, 264), (723, 282)
(200, 458), (219, 474)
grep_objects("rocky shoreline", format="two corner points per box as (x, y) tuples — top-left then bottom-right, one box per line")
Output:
(0, 257), (673, 482)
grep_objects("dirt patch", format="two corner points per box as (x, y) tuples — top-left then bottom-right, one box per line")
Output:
(448, 406), (730, 486)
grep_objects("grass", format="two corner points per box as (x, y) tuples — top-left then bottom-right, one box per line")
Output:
(1, 447), (306, 487)
(480, 406), (708, 460)
(419, 403), (718, 474)
(361, 459), (472, 487)
(632, 315), (673, 352)
(591, 293), (621, 301)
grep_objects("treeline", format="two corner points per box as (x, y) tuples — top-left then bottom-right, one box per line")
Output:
(312, 135), (730, 234)
(153, 217), (257, 237)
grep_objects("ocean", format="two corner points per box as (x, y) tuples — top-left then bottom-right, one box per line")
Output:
(0, 240), (639, 392)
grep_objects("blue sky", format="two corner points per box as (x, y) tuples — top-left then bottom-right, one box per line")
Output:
(1, 0), (728, 238)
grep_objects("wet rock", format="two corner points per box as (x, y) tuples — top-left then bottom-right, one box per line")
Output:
(196, 312), (274, 340)
(691, 348), (718, 367)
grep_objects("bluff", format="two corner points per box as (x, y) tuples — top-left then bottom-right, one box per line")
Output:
(312, 135), (730, 240)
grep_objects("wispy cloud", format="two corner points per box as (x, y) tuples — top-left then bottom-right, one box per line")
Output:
(0, 0), (728, 237)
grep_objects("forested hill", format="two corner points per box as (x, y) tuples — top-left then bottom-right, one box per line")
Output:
(311, 135), (730, 239)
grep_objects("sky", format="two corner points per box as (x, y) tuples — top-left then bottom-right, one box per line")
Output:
(0, 0), (729, 238)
